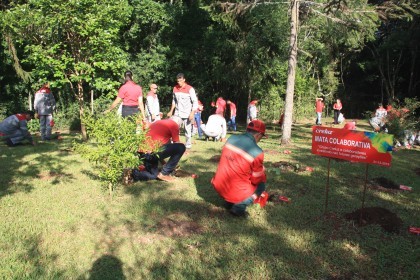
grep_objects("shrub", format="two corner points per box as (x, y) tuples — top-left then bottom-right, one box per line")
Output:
(74, 112), (151, 194)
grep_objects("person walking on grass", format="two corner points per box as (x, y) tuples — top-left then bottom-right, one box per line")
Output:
(315, 97), (324, 125)
(226, 100), (237, 131)
(332, 99), (342, 124)
(247, 100), (258, 124)
(132, 116), (186, 182)
(34, 82), (56, 141)
(212, 120), (268, 217)
(0, 111), (35, 147)
(145, 83), (160, 123)
(194, 99), (204, 139)
(167, 73), (198, 149)
(105, 70), (146, 120)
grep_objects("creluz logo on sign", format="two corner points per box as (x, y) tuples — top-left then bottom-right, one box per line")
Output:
(315, 128), (333, 135)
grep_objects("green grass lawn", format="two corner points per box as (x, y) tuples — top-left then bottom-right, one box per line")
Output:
(0, 119), (419, 279)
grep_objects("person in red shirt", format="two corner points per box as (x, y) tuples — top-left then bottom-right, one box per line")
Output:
(343, 120), (357, 130)
(333, 99), (342, 124)
(315, 97), (324, 125)
(226, 100), (237, 131)
(105, 70), (146, 120)
(212, 120), (267, 217)
(213, 97), (226, 116)
(132, 116), (186, 182)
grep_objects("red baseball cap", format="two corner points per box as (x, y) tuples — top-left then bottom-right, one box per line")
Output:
(247, 120), (267, 138)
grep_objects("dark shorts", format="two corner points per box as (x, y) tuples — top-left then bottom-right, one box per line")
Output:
(122, 105), (139, 118)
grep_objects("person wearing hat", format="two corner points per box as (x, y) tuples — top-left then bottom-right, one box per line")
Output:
(132, 116), (186, 182)
(145, 83), (160, 123)
(34, 82), (56, 140)
(0, 111), (36, 147)
(247, 100), (258, 124)
(212, 119), (268, 217)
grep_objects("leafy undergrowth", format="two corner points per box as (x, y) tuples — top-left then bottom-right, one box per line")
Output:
(0, 120), (419, 279)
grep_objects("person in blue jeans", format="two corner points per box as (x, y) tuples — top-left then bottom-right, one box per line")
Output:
(132, 116), (185, 182)
(226, 100), (237, 131)
(194, 100), (204, 139)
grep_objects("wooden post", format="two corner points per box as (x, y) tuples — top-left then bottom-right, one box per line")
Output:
(325, 157), (331, 214)
(360, 164), (369, 223)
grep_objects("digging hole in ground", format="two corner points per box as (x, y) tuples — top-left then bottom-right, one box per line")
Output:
(344, 207), (403, 233)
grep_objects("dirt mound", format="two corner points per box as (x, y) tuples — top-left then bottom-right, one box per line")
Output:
(371, 177), (399, 189)
(209, 155), (221, 162)
(174, 169), (193, 178)
(271, 161), (306, 172)
(344, 207), (403, 233)
(156, 217), (203, 237)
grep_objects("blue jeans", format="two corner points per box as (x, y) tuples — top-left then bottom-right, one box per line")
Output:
(194, 113), (203, 137)
(227, 116), (236, 131)
(133, 143), (186, 181)
(230, 182), (266, 214)
(316, 112), (322, 125)
(39, 114), (53, 140)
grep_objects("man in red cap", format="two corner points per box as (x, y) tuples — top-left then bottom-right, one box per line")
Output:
(212, 120), (267, 217)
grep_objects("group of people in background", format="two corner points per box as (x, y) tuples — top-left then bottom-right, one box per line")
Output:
(0, 82), (57, 147)
(314, 97), (419, 148)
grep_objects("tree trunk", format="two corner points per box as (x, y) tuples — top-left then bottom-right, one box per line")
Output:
(77, 81), (88, 140)
(28, 91), (32, 110)
(281, 0), (299, 145)
(91, 89), (94, 114)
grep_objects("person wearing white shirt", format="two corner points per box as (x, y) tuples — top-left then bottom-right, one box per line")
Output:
(145, 84), (160, 122)
(202, 113), (227, 142)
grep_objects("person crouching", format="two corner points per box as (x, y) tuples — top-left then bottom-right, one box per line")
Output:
(211, 120), (268, 217)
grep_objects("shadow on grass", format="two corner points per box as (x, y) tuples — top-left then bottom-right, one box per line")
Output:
(0, 132), (79, 198)
(88, 254), (126, 280)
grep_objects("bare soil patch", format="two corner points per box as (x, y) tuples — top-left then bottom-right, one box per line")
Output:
(344, 207), (403, 233)
(156, 213), (203, 237)
(37, 171), (67, 180)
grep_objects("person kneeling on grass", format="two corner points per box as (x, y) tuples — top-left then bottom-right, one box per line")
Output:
(132, 116), (186, 182)
(211, 120), (268, 217)
(0, 111), (36, 147)
(201, 113), (227, 142)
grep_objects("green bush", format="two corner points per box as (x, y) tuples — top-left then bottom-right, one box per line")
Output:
(385, 98), (420, 143)
(74, 112), (151, 192)
(27, 119), (40, 134)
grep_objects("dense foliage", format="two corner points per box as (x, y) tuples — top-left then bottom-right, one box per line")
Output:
(1, 0), (418, 132)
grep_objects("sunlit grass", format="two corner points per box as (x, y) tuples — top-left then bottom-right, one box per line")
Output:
(0, 122), (419, 279)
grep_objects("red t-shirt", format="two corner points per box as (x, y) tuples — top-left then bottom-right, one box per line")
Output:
(144, 119), (180, 151)
(118, 81), (143, 106)
(315, 100), (324, 113)
(333, 102), (342, 110)
(343, 121), (356, 130)
(229, 102), (237, 117)
(215, 97), (226, 115)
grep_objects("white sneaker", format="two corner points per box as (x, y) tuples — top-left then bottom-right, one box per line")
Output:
(186, 137), (192, 149)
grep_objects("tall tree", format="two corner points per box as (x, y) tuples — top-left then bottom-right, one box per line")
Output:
(2, 0), (131, 139)
(281, 0), (299, 144)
